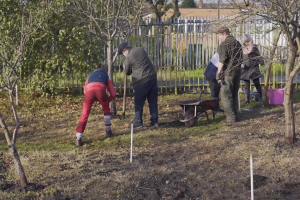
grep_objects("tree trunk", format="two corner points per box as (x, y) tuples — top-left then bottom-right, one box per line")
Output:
(284, 86), (295, 144)
(107, 40), (117, 116)
(147, 0), (164, 19)
(171, 0), (180, 18)
(0, 113), (28, 188)
(283, 41), (296, 145)
(9, 143), (28, 188)
(263, 63), (272, 106)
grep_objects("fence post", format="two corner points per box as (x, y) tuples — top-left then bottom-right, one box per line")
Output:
(175, 66), (177, 95)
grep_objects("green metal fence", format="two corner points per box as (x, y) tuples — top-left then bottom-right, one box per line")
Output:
(19, 15), (295, 95)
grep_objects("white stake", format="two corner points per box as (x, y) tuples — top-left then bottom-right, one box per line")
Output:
(130, 122), (133, 162)
(250, 154), (254, 200)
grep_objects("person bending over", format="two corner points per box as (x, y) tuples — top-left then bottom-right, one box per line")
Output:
(75, 64), (116, 146)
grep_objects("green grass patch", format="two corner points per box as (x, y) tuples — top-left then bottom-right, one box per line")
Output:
(0, 142), (76, 152)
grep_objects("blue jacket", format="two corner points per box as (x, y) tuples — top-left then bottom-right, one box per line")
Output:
(204, 62), (218, 79)
(88, 69), (108, 85)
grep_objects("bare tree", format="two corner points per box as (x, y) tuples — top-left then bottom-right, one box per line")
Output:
(0, 1), (49, 187)
(262, 29), (282, 106)
(145, 0), (180, 19)
(70, 0), (145, 115)
(227, 0), (300, 144)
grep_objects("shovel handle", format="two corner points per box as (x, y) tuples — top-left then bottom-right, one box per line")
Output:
(122, 73), (127, 119)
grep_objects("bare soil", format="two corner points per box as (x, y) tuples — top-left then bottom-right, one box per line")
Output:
(1, 92), (300, 200)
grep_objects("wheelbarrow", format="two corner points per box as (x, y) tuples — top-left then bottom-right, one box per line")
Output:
(175, 91), (218, 127)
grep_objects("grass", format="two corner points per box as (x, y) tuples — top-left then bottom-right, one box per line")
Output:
(1, 91), (300, 199)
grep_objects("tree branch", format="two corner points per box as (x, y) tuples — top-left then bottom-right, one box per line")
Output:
(0, 112), (12, 146)
(7, 90), (21, 142)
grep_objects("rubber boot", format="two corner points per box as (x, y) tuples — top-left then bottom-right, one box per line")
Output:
(106, 129), (113, 137)
(243, 87), (250, 104)
(75, 138), (83, 146)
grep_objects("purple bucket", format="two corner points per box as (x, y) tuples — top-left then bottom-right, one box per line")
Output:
(268, 88), (284, 105)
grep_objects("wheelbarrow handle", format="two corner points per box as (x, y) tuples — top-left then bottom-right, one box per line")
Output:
(199, 89), (204, 100)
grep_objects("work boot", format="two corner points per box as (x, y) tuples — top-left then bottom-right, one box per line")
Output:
(257, 96), (263, 104)
(243, 87), (250, 104)
(133, 123), (143, 129)
(75, 138), (83, 147)
(220, 120), (236, 126)
(106, 129), (113, 137)
(217, 108), (224, 113)
(150, 122), (159, 127)
(256, 86), (263, 104)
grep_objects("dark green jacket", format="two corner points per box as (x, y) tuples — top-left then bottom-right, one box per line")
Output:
(218, 35), (243, 76)
(124, 47), (157, 87)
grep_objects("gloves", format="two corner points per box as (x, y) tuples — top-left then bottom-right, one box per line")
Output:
(241, 64), (244, 69)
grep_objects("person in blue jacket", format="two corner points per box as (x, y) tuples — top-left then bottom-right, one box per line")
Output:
(204, 53), (224, 113)
(75, 64), (116, 146)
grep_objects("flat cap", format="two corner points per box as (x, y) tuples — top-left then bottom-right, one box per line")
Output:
(117, 41), (129, 55)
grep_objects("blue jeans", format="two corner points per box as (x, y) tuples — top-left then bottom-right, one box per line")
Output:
(133, 78), (158, 126)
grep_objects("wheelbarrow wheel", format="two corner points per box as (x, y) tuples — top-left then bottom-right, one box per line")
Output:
(184, 110), (197, 127)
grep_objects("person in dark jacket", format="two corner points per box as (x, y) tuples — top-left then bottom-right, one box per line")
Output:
(240, 34), (264, 104)
(75, 64), (116, 146)
(204, 53), (224, 113)
(216, 26), (243, 124)
(118, 41), (158, 128)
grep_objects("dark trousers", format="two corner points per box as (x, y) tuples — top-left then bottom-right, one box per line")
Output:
(244, 78), (262, 98)
(206, 77), (221, 109)
(133, 78), (158, 125)
(206, 77), (221, 99)
(220, 75), (240, 122)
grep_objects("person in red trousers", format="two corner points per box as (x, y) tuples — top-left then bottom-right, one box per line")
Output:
(75, 65), (116, 146)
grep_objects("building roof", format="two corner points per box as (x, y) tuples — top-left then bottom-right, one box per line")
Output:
(162, 8), (240, 19)
(199, 3), (236, 9)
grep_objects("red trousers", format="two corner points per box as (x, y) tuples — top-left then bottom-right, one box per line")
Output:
(76, 89), (110, 133)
